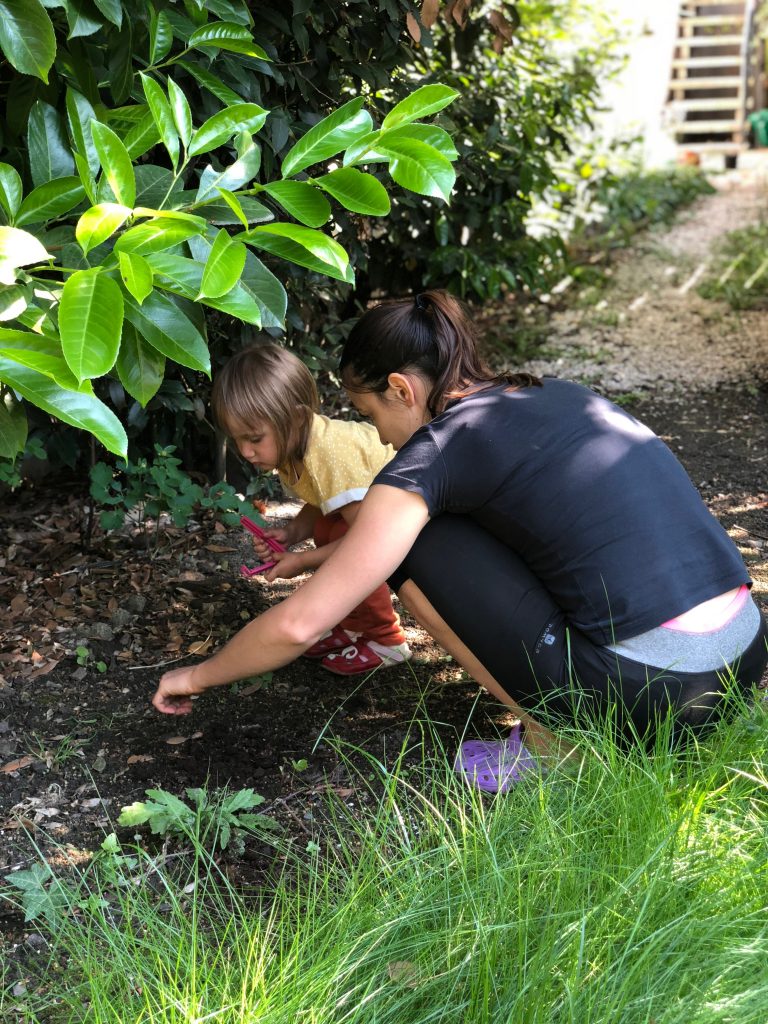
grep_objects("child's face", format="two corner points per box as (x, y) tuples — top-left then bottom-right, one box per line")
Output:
(230, 418), (281, 472)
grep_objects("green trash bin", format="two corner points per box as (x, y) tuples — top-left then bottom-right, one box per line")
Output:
(748, 110), (768, 147)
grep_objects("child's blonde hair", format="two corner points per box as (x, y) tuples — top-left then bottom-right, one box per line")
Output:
(211, 344), (320, 465)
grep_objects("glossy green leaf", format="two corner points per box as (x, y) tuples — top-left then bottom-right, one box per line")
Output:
(16, 177), (86, 227)
(384, 123), (458, 161)
(176, 60), (244, 106)
(124, 110), (162, 160)
(240, 251), (286, 328)
(60, 269), (124, 381)
(198, 191), (272, 228)
(243, 223), (352, 284)
(314, 167), (390, 216)
(92, 0), (121, 26)
(122, 290), (210, 375)
(198, 229), (247, 299)
(0, 227), (51, 271)
(195, 142), (262, 202)
(167, 79), (192, 148)
(116, 320), (164, 406)
(188, 104), (268, 159)
(66, 88), (100, 176)
(341, 130), (386, 168)
(72, 152), (96, 205)
(263, 180), (330, 228)
(108, 17), (133, 104)
(133, 207), (207, 229)
(118, 251), (153, 304)
(0, 0), (55, 83)
(188, 22), (270, 60)
(114, 219), (203, 257)
(0, 356), (127, 456)
(148, 251), (262, 328)
(0, 393), (26, 458)
(281, 98), (372, 179)
(377, 138), (455, 201)
(0, 327), (80, 388)
(91, 121), (136, 207)
(0, 163), (23, 222)
(27, 102), (75, 187)
(66, 0), (101, 39)
(149, 9), (172, 63)
(76, 203), (132, 255)
(133, 166), (175, 208)
(381, 85), (459, 132)
(140, 74), (179, 170)
(0, 284), (28, 321)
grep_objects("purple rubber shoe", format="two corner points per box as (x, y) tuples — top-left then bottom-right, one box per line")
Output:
(454, 723), (536, 794)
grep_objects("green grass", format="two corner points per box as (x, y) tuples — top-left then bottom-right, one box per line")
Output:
(698, 222), (768, 310)
(4, 697), (768, 1023)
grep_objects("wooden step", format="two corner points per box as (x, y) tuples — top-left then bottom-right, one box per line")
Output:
(680, 15), (744, 27)
(673, 119), (744, 133)
(671, 56), (743, 68)
(667, 76), (742, 89)
(681, 1), (748, 7)
(670, 97), (742, 111)
(676, 142), (746, 155)
(675, 34), (744, 47)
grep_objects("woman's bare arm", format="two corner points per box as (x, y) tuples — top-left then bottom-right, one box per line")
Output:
(151, 486), (429, 713)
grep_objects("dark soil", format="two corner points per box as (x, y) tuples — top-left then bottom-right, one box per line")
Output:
(1, 379), (767, 983)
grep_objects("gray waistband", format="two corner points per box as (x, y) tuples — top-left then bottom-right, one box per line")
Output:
(606, 595), (762, 672)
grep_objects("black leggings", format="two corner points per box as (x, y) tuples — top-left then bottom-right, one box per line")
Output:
(390, 515), (768, 744)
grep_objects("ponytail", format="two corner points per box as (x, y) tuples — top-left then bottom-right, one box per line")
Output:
(340, 289), (540, 416)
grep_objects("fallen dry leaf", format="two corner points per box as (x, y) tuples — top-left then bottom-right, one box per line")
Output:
(421, 0), (439, 28)
(165, 735), (188, 746)
(1, 754), (34, 773)
(127, 754), (154, 764)
(188, 637), (213, 656)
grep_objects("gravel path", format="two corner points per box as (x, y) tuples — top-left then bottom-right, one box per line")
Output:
(518, 160), (768, 394)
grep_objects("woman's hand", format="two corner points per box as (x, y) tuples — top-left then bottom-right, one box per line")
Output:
(152, 664), (206, 715)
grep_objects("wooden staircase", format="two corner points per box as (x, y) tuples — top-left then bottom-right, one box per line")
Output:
(667, 0), (759, 161)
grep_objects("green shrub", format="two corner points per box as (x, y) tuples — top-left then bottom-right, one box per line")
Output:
(0, 1), (458, 467)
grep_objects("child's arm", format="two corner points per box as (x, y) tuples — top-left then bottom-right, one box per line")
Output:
(260, 502), (361, 581)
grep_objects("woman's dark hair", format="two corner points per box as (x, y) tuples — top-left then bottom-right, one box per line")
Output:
(339, 289), (540, 416)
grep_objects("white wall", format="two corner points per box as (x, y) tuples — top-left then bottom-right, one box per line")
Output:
(598, 0), (681, 166)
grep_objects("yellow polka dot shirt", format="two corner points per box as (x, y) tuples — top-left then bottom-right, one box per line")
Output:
(278, 413), (395, 515)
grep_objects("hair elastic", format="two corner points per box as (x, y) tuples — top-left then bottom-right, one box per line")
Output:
(414, 292), (431, 312)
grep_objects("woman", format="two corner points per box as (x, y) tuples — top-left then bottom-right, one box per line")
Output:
(152, 291), (767, 774)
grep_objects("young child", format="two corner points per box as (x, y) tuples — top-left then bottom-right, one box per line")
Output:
(211, 343), (411, 676)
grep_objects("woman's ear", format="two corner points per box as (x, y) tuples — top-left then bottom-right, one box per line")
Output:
(386, 372), (421, 407)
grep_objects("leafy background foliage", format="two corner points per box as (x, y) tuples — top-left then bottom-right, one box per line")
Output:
(0, 0), (628, 487)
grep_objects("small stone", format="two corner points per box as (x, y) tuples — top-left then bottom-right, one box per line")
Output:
(110, 608), (133, 630)
(125, 594), (147, 614)
(91, 622), (114, 641)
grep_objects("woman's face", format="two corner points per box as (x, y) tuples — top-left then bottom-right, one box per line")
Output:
(347, 374), (431, 450)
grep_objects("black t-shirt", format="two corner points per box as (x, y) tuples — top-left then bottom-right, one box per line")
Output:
(374, 379), (749, 643)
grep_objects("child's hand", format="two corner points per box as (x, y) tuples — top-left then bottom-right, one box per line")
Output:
(262, 550), (308, 582)
(251, 526), (291, 562)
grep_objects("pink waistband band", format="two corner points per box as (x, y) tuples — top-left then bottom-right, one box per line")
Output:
(661, 585), (749, 635)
